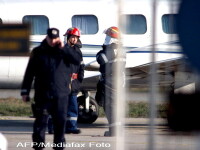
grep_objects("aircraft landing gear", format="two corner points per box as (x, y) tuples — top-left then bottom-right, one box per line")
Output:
(77, 91), (99, 124)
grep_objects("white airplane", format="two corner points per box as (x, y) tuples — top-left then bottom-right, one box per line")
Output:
(0, 0), (194, 123)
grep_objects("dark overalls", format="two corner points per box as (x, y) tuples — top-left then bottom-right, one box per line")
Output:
(21, 40), (82, 150)
(96, 43), (126, 136)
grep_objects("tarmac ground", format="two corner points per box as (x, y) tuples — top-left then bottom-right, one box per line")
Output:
(0, 116), (200, 150)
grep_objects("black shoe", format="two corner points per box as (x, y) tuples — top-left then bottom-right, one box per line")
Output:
(65, 129), (81, 134)
(104, 131), (115, 137)
(104, 131), (110, 137)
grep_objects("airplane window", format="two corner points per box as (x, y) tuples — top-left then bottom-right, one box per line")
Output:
(162, 14), (178, 34)
(72, 15), (99, 34)
(22, 15), (49, 35)
(122, 14), (147, 34)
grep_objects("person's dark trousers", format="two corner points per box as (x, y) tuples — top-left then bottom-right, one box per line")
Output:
(103, 83), (116, 136)
(32, 112), (49, 149)
(52, 108), (67, 150)
(66, 94), (78, 131)
(48, 94), (79, 134)
(32, 98), (68, 150)
(47, 115), (54, 133)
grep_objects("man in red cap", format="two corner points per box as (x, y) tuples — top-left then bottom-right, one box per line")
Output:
(64, 27), (84, 134)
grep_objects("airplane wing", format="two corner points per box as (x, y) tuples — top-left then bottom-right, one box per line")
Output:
(82, 39), (197, 92)
(84, 60), (99, 71)
(80, 70), (100, 91)
(126, 57), (194, 88)
(82, 56), (194, 91)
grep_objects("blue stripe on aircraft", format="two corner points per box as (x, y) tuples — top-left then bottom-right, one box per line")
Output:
(126, 50), (183, 54)
(83, 50), (183, 57)
(32, 42), (183, 57)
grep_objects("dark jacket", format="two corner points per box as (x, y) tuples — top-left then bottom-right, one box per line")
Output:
(96, 44), (117, 75)
(21, 39), (82, 102)
(96, 43), (126, 86)
(69, 45), (85, 95)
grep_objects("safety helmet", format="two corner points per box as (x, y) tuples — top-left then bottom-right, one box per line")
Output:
(63, 27), (81, 37)
(104, 26), (119, 38)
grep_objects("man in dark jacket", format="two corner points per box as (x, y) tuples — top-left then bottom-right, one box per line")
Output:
(95, 26), (126, 137)
(47, 27), (84, 134)
(21, 28), (82, 150)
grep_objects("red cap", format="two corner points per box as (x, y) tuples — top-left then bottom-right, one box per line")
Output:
(63, 27), (81, 37)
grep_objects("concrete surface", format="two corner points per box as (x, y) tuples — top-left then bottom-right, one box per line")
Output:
(0, 117), (200, 150)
